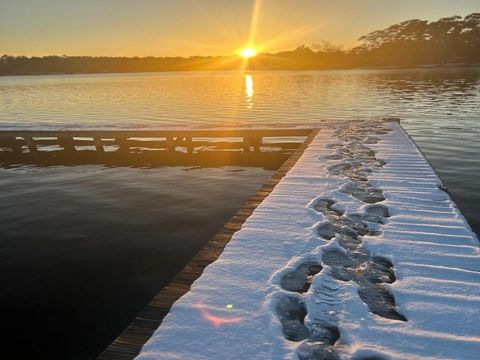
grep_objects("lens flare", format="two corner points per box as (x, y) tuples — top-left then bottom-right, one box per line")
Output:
(195, 305), (243, 327)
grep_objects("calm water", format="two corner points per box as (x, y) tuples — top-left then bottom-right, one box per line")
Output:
(1, 68), (479, 358)
(1, 68), (479, 231)
(0, 164), (274, 359)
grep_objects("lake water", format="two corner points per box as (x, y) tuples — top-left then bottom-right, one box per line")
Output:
(0, 163), (275, 359)
(1, 68), (479, 231)
(1, 68), (479, 359)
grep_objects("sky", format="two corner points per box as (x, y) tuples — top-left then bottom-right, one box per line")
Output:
(0, 0), (478, 57)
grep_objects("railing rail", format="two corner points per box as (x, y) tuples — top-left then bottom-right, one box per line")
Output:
(0, 129), (313, 154)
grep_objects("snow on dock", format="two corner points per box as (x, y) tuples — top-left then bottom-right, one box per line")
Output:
(136, 120), (479, 360)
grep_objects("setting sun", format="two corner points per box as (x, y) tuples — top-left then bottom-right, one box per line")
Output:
(240, 48), (257, 58)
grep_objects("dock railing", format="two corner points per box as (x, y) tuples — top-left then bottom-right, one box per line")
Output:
(0, 129), (315, 169)
(0, 129), (313, 154)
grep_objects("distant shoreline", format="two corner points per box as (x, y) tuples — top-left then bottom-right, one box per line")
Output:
(2, 62), (480, 77)
(3, 13), (479, 78)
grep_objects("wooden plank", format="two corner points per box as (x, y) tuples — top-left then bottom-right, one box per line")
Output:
(262, 142), (301, 149)
(97, 129), (318, 360)
(30, 138), (63, 146)
(190, 140), (243, 147)
(127, 139), (168, 149)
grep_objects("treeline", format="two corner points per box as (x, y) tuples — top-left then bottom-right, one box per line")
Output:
(353, 12), (480, 67)
(1, 13), (479, 75)
(0, 55), (237, 75)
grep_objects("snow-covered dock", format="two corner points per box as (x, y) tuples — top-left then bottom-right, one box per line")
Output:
(126, 120), (479, 359)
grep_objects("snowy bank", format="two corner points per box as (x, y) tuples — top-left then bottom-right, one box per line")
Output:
(136, 120), (479, 360)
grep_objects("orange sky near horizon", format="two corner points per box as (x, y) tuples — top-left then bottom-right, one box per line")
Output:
(0, 0), (478, 57)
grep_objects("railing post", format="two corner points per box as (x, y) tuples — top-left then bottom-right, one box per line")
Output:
(93, 137), (104, 153)
(185, 137), (194, 154)
(166, 137), (175, 152)
(116, 137), (129, 153)
(24, 137), (37, 153)
(252, 136), (262, 152)
(10, 137), (22, 153)
(59, 137), (75, 152)
(243, 136), (251, 152)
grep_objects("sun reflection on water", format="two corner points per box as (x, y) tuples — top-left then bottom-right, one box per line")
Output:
(245, 74), (254, 109)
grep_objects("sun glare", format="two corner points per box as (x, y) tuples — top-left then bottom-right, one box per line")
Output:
(240, 48), (257, 58)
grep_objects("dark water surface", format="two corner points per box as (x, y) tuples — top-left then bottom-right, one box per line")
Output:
(0, 163), (274, 359)
(0, 68), (479, 358)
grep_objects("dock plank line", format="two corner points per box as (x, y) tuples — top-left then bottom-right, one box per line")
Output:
(97, 130), (318, 360)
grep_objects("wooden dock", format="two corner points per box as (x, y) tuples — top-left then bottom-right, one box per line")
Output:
(5, 123), (477, 359)
(116, 120), (479, 360)
(97, 129), (318, 360)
